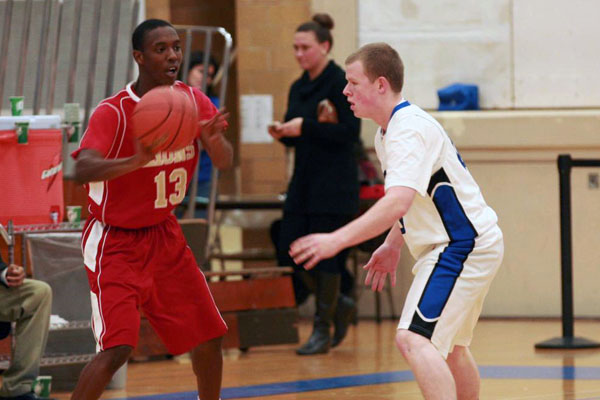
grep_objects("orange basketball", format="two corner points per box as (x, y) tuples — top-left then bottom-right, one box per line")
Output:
(131, 86), (198, 153)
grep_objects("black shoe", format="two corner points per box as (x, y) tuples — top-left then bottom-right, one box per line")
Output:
(0, 392), (56, 400)
(331, 294), (356, 348)
(296, 326), (331, 355)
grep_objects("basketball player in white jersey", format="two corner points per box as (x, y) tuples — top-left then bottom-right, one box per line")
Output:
(290, 42), (503, 400)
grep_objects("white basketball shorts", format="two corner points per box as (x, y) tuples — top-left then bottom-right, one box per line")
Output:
(398, 224), (503, 358)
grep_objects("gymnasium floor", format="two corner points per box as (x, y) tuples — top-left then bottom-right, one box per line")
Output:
(51, 318), (600, 399)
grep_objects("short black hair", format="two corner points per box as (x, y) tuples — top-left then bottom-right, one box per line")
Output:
(132, 19), (175, 51)
(188, 51), (219, 76)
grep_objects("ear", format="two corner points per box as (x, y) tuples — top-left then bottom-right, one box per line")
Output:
(320, 41), (331, 55)
(376, 77), (388, 94)
(133, 49), (144, 66)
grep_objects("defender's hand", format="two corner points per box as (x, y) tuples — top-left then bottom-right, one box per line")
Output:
(363, 243), (400, 292)
(289, 233), (342, 270)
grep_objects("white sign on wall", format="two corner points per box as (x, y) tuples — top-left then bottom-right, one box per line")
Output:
(240, 94), (274, 143)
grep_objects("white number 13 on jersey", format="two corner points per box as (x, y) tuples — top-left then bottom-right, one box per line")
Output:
(154, 168), (187, 208)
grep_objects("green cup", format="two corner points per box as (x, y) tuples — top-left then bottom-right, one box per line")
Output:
(15, 121), (29, 144)
(68, 121), (81, 143)
(63, 102), (80, 123)
(9, 96), (24, 116)
(32, 375), (52, 398)
(66, 205), (82, 226)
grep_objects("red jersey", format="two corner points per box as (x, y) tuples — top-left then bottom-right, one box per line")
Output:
(73, 81), (218, 228)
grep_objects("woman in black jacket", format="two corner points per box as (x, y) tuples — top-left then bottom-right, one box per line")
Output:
(269, 13), (361, 355)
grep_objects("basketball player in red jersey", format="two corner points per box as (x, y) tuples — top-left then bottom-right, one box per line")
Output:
(70, 19), (232, 400)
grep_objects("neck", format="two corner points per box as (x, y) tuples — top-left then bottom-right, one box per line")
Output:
(133, 76), (165, 98)
(307, 58), (329, 80)
(377, 93), (405, 131)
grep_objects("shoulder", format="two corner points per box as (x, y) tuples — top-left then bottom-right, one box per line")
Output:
(326, 62), (348, 90)
(90, 89), (131, 120)
(328, 61), (346, 78)
(393, 106), (442, 136)
(176, 82), (211, 105)
(174, 81), (218, 119)
(289, 76), (304, 92)
(89, 101), (121, 125)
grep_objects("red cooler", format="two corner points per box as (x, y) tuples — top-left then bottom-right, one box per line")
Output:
(0, 115), (64, 226)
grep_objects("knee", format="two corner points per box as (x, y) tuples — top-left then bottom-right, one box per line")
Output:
(193, 336), (223, 357)
(191, 336), (223, 375)
(447, 345), (467, 364)
(30, 280), (52, 310)
(98, 345), (132, 375)
(395, 329), (428, 359)
(395, 329), (411, 357)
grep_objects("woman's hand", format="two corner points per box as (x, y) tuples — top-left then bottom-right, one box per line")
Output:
(268, 121), (283, 140)
(276, 118), (303, 138)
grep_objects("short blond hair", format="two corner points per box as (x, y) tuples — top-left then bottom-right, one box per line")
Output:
(345, 43), (404, 93)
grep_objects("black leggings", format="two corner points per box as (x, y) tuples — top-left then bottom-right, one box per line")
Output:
(274, 212), (354, 302)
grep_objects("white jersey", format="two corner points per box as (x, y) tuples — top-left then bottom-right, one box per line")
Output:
(374, 100), (498, 259)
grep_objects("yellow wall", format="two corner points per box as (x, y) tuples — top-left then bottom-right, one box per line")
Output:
(146, 0), (171, 20)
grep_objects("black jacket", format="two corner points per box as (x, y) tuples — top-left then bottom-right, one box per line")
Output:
(0, 253), (11, 339)
(280, 61), (361, 215)
(0, 253), (7, 289)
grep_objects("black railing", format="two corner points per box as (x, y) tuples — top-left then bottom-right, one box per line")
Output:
(535, 154), (600, 349)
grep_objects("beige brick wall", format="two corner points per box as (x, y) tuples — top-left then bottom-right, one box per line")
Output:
(146, 0), (172, 20)
(236, 0), (311, 195)
(235, 0), (358, 195)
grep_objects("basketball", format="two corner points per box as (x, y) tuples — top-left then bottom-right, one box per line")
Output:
(131, 86), (198, 153)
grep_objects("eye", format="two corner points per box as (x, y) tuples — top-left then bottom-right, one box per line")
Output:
(174, 45), (181, 51)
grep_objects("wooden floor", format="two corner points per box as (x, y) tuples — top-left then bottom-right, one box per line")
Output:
(50, 318), (600, 399)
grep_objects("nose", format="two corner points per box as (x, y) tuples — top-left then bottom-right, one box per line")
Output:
(342, 84), (350, 97)
(167, 47), (178, 61)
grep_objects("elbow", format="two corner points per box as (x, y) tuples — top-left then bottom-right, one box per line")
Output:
(389, 205), (408, 222)
(385, 190), (414, 221)
(73, 164), (88, 185)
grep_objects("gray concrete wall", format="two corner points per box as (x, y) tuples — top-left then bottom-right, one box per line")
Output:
(0, 0), (139, 117)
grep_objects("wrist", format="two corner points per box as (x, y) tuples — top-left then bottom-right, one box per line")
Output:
(330, 230), (347, 254)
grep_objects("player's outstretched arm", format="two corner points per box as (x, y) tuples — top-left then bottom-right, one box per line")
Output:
(199, 109), (233, 169)
(73, 142), (154, 184)
(290, 186), (415, 270)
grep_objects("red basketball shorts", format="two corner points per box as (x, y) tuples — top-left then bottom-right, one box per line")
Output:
(81, 214), (227, 355)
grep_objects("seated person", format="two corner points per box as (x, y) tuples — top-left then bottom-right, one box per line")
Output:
(0, 253), (53, 400)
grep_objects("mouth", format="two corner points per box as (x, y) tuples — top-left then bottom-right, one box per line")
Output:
(166, 66), (179, 78)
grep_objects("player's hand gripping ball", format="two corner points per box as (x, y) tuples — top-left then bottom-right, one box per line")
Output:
(132, 86), (198, 153)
